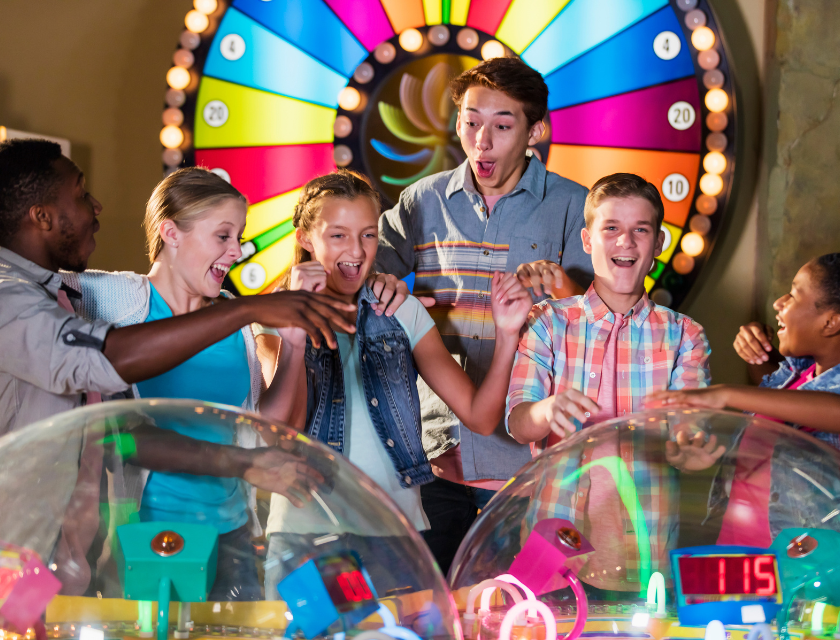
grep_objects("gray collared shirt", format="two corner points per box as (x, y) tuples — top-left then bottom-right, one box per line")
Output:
(0, 247), (127, 435)
(376, 158), (592, 481)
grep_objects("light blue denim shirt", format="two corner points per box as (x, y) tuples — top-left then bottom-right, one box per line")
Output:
(376, 158), (592, 481)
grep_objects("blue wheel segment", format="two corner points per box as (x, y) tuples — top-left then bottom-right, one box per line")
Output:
(545, 6), (694, 110)
(232, 0), (367, 77)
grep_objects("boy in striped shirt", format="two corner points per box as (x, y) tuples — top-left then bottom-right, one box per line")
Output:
(506, 173), (712, 593)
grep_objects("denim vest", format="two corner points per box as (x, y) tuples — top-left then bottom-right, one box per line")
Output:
(303, 285), (434, 489)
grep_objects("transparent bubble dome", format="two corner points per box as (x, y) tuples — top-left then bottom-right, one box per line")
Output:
(449, 409), (840, 640)
(0, 400), (460, 640)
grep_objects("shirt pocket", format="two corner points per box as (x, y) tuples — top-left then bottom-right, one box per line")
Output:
(507, 232), (561, 272)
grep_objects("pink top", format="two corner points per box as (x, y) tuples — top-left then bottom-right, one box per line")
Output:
(717, 364), (816, 547)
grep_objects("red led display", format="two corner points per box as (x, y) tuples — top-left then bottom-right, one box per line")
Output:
(316, 553), (376, 613)
(678, 555), (777, 596)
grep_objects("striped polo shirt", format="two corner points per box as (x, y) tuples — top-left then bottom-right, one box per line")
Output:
(376, 158), (592, 482)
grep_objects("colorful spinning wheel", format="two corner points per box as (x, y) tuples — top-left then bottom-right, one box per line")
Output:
(160, 0), (738, 308)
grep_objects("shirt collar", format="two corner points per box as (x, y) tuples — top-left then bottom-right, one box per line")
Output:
(0, 246), (63, 296)
(444, 157), (547, 201)
(582, 283), (653, 327)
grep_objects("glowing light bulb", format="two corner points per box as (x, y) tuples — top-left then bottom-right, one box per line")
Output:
(703, 151), (727, 174)
(699, 172), (724, 196)
(160, 126), (184, 149)
(705, 88), (729, 112)
(399, 29), (423, 52)
(166, 66), (191, 90)
(456, 28), (479, 50)
(185, 10), (209, 34)
(481, 40), (505, 60)
(193, 0), (218, 14)
(691, 27), (715, 51)
(338, 87), (361, 111)
(681, 232), (705, 257)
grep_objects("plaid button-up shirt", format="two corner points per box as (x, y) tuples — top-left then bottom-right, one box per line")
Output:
(506, 285), (710, 588)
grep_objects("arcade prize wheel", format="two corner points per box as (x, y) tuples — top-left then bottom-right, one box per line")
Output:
(448, 410), (840, 640)
(161, 0), (739, 307)
(0, 400), (461, 640)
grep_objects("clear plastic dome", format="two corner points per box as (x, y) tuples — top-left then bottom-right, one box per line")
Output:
(450, 409), (840, 640)
(0, 400), (460, 640)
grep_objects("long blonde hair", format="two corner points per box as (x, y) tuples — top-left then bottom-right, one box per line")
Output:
(144, 167), (247, 262)
(280, 170), (381, 289)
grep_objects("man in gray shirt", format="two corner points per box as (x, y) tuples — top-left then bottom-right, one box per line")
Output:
(376, 57), (594, 572)
(0, 138), (359, 436)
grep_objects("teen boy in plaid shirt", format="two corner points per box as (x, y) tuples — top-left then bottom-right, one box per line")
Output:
(506, 173), (713, 592)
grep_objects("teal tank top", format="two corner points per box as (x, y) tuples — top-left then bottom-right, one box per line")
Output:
(136, 284), (251, 533)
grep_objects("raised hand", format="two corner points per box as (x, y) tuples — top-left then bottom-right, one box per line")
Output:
(665, 430), (725, 472)
(516, 260), (581, 299)
(544, 389), (601, 440)
(490, 271), (533, 337)
(366, 272), (409, 316)
(289, 261), (329, 293)
(734, 321), (776, 365)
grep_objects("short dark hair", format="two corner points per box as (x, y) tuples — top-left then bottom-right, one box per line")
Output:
(812, 253), (840, 313)
(450, 57), (548, 127)
(0, 138), (64, 244)
(584, 173), (665, 231)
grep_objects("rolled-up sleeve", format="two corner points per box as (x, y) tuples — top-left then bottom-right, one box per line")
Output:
(505, 304), (559, 432)
(0, 281), (128, 396)
(669, 317), (711, 390)
(376, 189), (417, 279)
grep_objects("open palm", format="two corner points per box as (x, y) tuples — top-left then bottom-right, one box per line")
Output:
(490, 272), (533, 337)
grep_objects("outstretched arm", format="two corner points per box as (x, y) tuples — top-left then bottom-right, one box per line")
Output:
(103, 290), (356, 384)
(647, 385), (840, 433)
(412, 273), (531, 435)
(113, 426), (325, 507)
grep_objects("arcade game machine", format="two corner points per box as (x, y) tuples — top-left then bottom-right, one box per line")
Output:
(160, 0), (740, 309)
(0, 400), (462, 640)
(447, 410), (840, 640)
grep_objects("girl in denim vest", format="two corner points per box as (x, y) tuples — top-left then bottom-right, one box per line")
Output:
(651, 253), (840, 547)
(261, 170), (531, 591)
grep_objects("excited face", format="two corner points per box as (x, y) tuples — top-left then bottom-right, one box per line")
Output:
(297, 196), (380, 302)
(162, 197), (247, 299)
(455, 85), (544, 196)
(774, 261), (836, 358)
(582, 196), (664, 307)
